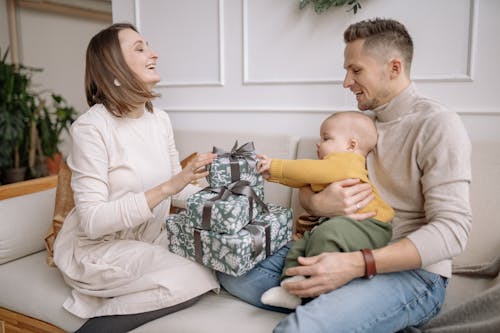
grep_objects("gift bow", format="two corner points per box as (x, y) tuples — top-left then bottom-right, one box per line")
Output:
(201, 180), (268, 230)
(212, 141), (257, 183)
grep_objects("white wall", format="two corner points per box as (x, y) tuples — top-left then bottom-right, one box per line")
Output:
(112, 0), (500, 143)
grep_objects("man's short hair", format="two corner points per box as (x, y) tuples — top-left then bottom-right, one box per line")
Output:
(344, 18), (413, 75)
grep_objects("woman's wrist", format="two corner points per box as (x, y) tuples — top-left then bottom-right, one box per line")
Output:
(160, 181), (173, 198)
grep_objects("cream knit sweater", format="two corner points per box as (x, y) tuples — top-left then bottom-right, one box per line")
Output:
(367, 83), (472, 278)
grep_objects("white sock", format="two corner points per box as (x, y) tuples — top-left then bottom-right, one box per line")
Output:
(260, 276), (305, 309)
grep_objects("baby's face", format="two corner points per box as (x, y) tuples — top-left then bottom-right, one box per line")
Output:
(316, 119), (351, 159)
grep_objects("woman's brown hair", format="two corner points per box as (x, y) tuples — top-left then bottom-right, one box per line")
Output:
(85, 23), (158, 117)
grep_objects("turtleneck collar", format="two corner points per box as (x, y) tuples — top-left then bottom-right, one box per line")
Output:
(372, 82), (417, 123)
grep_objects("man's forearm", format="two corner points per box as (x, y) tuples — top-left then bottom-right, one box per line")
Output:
(372, 238), (422, 274)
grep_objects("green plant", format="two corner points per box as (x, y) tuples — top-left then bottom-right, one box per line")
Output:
(37, 93), (77, 158)
(0, 48), (40, 170)
(299, 0), (362, 14)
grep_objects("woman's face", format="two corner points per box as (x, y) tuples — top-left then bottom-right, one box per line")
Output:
(119, 28), (160, 89)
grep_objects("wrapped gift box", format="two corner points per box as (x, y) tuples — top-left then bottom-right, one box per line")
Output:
(166, 204), (293, 276)
(207, 141), (263, 188)
(186, 182), (268, 234)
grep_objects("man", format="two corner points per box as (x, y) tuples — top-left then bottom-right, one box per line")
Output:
(218, 18), (472, 333)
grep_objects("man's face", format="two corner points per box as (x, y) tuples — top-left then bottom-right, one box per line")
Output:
(343, 39), (393, 111)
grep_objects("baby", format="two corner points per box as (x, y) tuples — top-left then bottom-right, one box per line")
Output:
(257, 111), (394, 309)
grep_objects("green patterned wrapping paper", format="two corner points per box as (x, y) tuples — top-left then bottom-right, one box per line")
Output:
(186, 186), (267, 234)
(207, 141), (263, 188)
(166, 203), (293, 276)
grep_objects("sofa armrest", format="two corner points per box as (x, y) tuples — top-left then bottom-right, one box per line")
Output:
(0, 176), (57, 264)
(0, 176), (57, 200)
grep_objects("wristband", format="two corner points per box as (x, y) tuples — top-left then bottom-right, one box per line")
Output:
(360, 248), (376, 279)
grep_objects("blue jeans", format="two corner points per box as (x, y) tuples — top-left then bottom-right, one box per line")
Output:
(217, 243), (448, 333)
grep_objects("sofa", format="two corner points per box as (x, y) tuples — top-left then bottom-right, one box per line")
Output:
(0, 129), (499, 333)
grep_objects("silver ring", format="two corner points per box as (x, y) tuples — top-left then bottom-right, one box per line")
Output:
(356, 203), (360, 210)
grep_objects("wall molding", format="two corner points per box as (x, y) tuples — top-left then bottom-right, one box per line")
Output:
(161, 107), (500, 115)
(134, 0), (225, 87)
(242, 0), (477, 85)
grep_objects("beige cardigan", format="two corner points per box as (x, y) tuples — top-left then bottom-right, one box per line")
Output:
(54, 105), (218, 318)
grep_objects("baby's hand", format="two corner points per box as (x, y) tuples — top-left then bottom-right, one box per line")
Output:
(256, 154), (272, 179)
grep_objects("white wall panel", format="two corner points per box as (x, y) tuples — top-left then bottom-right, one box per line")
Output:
(352, 0), (475, 82)
(244, 0), (475, 84)
(136, 0), (224, 87)
(112, 0), (500, 141)
(243, 0), (349, 84)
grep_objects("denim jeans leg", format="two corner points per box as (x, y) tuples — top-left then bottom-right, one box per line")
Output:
(217, 242), (293, 314)
(274, 269), (447, 333)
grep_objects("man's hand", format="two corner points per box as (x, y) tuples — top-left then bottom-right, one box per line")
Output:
(282, 239), (423, 298)
(299, 179), (375, 219)
(282, 251), (365, 298)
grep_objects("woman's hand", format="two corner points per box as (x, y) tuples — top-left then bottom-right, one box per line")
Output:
(299, 178), (375, 219)
(146, 152), (216, 209)
(167, 152), (216, 195)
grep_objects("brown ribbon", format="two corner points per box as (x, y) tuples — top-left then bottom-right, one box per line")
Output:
(244, 222), (271, 258)
(200, 180), (268, 230)
(212, 141), (257, 183)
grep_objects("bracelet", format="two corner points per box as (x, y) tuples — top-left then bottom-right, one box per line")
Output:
(360, 248), (376, 279)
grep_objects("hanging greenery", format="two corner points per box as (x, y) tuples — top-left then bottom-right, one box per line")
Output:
(299, 0), (362, 14)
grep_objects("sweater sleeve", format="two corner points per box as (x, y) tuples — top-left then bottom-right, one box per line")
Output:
(157, 110), (203, 207)
(406, 111), (472, 267)
(68, 114), (153, 240)
(268, 154), (362, 189)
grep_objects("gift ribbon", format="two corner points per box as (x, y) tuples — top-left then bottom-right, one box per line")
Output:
(244, 222), (271, 258)
(192, 220), (271, 267)
(201, 180), (268, 230)
(212, 141), (257, 183)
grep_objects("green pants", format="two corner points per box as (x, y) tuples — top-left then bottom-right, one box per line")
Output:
(283, 216), (392, 279)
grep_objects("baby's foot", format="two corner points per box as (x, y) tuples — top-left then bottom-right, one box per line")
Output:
(260, 275), (305, 309)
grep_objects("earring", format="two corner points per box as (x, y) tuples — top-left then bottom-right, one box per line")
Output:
(113, 78), (121, 87)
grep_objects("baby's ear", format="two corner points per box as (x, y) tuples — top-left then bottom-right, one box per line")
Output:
(347, 138), (358, 151)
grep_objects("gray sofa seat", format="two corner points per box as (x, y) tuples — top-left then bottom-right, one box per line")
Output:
(1, 131), (499, 332)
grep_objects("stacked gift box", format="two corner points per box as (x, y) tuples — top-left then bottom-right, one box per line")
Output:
(166, 141), (293, 276)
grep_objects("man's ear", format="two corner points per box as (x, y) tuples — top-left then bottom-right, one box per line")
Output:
(389, 58), (403, 79)
(347, 139), (358, 152)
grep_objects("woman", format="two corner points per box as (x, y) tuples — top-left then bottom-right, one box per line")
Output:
(53, 23), (219, 332)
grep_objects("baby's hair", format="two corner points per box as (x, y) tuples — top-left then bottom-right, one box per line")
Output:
(324, 111), (378, 155)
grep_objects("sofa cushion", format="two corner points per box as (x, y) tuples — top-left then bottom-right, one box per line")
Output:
(131, 290), (285, 333)
(0, 189), (56, 264)
(0, 250), (84, 332)
(454, 142), (500, 265)
(0, 250), (285, 333)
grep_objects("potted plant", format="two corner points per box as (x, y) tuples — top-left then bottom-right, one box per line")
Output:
(37, 93), (77, 175)
(0, 48), (40, 184)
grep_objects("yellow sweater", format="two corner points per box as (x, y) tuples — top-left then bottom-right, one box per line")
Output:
(268, 152), (394, 223)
